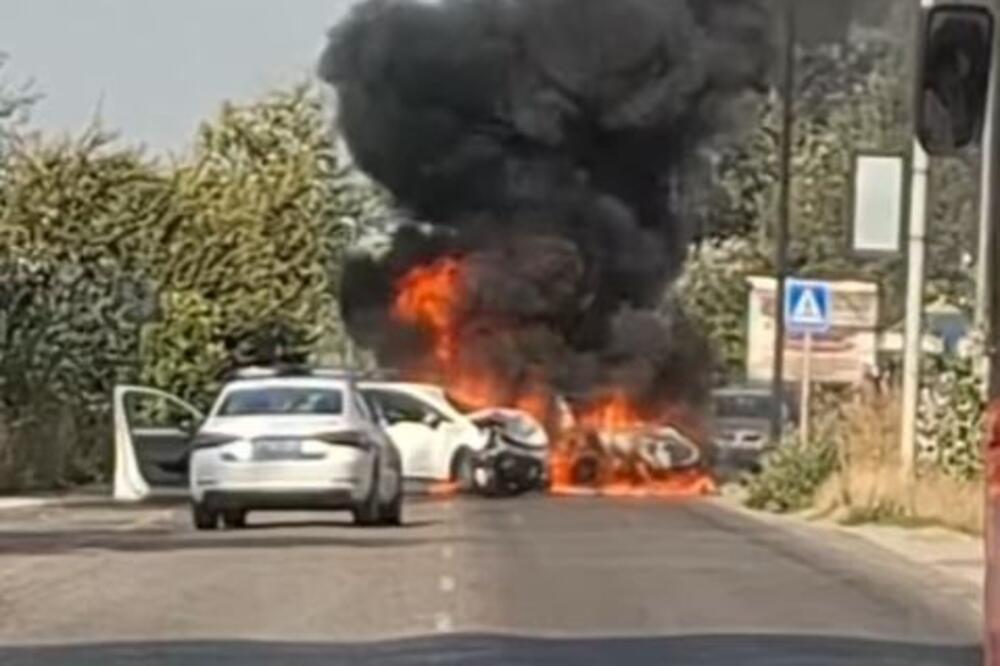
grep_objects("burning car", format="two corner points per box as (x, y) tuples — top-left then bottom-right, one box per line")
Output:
(550, 395), (717, 497)
(360, 381), (550, 497)
(467, 408), (550, 496)
(563, 424), (704, 487)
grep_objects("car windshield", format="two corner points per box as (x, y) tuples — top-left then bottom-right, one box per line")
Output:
(217, 387), (343, 416)
(715, 394), (774, 420)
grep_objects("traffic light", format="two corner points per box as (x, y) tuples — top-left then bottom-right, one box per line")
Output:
(916, 3), (995, 155)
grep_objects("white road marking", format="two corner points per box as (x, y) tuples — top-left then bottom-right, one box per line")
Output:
(434, 612), (453, 633)
(439, 575), (456, 593)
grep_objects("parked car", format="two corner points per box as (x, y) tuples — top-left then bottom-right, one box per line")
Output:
(710, 385), (794, 471)
(113, 367), (403, 529)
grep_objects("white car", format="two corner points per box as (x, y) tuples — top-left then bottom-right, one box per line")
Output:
(113, 369), (403, 529)
(359, 382), (490, 487)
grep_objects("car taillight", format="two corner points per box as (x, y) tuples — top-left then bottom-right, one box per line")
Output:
(314, 431), (372, 450)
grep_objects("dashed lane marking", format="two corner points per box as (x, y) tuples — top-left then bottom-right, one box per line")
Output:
(434, 612), (453, 633)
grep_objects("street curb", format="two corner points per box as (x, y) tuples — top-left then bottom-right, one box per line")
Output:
(0, 490), (116, 513)
(710, 495), (984, 599)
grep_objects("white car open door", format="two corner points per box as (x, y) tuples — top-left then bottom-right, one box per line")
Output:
(113, 385), (204, 502)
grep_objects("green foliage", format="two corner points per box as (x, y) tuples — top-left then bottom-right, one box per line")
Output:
(687, 22), (980, 382)
(139, 88), (353, 402)
(743, 438), (838, 513)
(674, 238), (768, 381)
(916, 352), (985, 481)
(0, 135), (160, 489)
(0, 86), (383, 489)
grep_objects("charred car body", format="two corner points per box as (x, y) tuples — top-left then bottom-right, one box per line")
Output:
(467, 409), (549, 496)
(560, 422), (707, 488)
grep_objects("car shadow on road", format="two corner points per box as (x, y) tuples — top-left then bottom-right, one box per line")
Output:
(0, 634), (980, 666)
(0, 525), (443, 555)
(240, 518), (439, 530)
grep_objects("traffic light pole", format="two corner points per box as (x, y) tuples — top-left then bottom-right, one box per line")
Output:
(770, 0), (795, 444)
(900, 139), (929, 484)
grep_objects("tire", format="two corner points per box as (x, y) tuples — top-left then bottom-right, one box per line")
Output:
(571, 455), (602, 487)
(353, 460), (382, 527)
(192, 503), (218, 531)
(222, 509), (247, 529)
(380, 481), (404, 526)
(451, 447), (476, 493)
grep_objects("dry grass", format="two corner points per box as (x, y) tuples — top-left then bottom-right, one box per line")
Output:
(810, 389), (984, 535)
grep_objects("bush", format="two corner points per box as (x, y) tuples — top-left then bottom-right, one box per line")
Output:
(916, 352), (984, 481)
(744, 437), (838, 513)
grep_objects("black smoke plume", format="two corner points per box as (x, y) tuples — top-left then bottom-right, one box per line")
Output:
(319, 0), (772, 416)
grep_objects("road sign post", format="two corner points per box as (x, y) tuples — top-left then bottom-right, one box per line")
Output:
(785, 279), (832, 445)
(800, 331), (813, 445)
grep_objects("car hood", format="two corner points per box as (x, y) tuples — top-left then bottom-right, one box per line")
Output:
(469, 408), (549, 449)
(199, 415), (354, 439)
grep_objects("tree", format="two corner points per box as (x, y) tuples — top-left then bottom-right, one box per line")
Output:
(140, 87), (375, 405)
(679, 33), (932, 380)
(0, 86), (382, 488)
(0, 53), (37, 156)
(0, 133), (163, 488)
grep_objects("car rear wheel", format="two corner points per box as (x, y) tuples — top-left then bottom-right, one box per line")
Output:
(192, 503), (218, 531)
(222, 509), (247, 529)
(380, 483), (403, 526)
(451, 447), (476, 492)
(353, 461), (382, 527)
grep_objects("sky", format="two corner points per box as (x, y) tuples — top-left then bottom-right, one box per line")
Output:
(0, 0), (357, 155)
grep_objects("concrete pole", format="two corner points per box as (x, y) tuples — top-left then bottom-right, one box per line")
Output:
(900, 0), (938, 484)
(976, 7), (1000, 383)
(900, 138), (930, 482)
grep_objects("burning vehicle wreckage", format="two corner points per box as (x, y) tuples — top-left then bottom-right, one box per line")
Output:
(319, 0), (772, 496)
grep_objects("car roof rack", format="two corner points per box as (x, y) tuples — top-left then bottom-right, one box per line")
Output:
(224, 365), (409, 383)
(226, 365), (355, 381)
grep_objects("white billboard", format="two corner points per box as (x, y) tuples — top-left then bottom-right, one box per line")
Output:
(746, 276), (879, 385)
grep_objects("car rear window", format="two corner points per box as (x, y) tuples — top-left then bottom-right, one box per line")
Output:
(217, 387), (344, 416)
(714, 395), (773, 419)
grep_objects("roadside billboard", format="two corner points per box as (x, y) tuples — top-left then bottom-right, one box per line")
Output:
(746, 276), (879, 385)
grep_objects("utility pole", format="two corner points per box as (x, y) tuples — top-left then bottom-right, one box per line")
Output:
(770, 0), (796, 444)
(976, 8), (1000, 385)
(900, 0), (933, 479)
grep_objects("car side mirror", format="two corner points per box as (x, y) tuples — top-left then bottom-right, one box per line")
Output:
(422, 413), (443, 429)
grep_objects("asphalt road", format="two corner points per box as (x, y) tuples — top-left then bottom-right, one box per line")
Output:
(0, 495), (983, 665)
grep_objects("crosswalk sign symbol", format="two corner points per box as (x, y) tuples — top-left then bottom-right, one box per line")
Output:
(785, 279), (831, 333)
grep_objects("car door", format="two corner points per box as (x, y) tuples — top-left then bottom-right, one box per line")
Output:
(113, 385), (204, 501)
(364, 389), (442, 480)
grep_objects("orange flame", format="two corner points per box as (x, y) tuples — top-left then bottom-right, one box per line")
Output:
(551, 392), (717, 498)
(393, 258), (716, 500)
(578, 392), (644, 431)
(393, 257), (465, 365)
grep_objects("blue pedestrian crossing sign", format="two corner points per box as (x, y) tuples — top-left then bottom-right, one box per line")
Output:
(785, 279), (832, 333)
